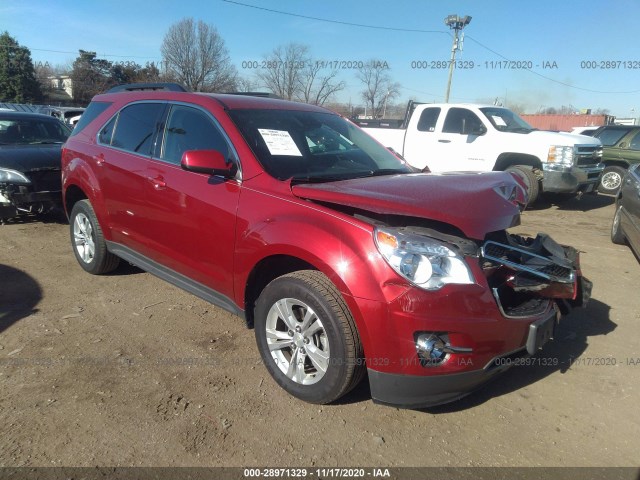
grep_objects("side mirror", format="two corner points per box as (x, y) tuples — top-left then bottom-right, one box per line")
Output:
(469, 125), (487, 136)
(181, 150), (237, 178)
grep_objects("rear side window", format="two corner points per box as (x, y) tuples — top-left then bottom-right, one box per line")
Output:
(161, 105), (230, 165)
(417, 108), (440, 132)
(70, 101), (111, 137)
(627, 131), (640, 151)
(110, 103), (164, 155)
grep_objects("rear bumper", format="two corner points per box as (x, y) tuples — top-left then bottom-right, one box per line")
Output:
(542, 164), (603, 193)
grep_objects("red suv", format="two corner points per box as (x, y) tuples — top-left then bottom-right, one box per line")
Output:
(62, 83), (591, 408)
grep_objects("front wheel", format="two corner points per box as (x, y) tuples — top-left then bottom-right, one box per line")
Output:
(611, 205), (626, 245)
(254, 270), (365, 404)
(505, 165), (540, 206)
(69, 200), (120, 274)
(599, 166), (626, 195)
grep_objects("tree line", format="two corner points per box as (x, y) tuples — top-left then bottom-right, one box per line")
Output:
(0, 18), (400, 118)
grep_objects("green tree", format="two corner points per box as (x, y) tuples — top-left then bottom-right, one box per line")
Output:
(70, 50), (113, 104)
(0, 31), (42, 102)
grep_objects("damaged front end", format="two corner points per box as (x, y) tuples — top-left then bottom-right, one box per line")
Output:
(0, 167), (61, 221)
(481, 232), (592, 327)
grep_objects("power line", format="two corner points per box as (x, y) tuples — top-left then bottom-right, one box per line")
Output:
(465, 35), (640, 95)
(222, 0), (450, 35)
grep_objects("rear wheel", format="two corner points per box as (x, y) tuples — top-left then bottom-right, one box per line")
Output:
(506, 165), (540, 206)
(69, 200), (120, 274)
(254, 270), (365, 404)
(611, 205), (626, 244)
(599, 166), (626, 195)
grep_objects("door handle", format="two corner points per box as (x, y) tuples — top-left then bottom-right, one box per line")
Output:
(438, 139), (451, 143)
(147, 176), (166, 190)
(93, 153), (105, 166)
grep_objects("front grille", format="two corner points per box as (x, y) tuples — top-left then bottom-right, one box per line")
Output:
(482, 240), (573, 283)
(25, 169), (61, 192)
(575, 144), (603, 167)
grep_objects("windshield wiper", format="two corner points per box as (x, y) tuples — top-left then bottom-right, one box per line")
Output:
(29, 140), (64, 144)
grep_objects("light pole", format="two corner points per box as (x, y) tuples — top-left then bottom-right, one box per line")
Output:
(444, 14), (471, 103)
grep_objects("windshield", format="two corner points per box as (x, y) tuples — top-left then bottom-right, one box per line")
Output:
(0, 117), (71, 145)
(479, 107), (534, 133)
(228, 109), (413, 181)
(594, 127), (633, 146)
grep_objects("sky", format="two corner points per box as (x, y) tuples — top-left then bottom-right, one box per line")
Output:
(2, 0), (640, 118)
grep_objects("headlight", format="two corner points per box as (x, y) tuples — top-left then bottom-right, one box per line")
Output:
(547, 145), (574, 166)
(0, 168), (31, 185)
(374, 227), (474, 290)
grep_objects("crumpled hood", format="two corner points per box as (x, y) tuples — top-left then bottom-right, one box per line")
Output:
(291, 171), (525, 240)
(0, 144), (62, 173)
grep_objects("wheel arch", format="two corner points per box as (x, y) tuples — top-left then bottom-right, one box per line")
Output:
(241, 249), (375, 360)
(494, 153), (543, 171)
(602, 159), (630, 170)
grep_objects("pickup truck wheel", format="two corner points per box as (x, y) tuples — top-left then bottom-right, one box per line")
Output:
(254, 270), (365, 404)
(506, 165), (540, 205)
(611, 205), (626, 244)
(599, 166), (626, 195)
(69, 200), (120, 274)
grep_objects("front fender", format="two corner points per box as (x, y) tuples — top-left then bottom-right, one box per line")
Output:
(62, 152), (111, 240)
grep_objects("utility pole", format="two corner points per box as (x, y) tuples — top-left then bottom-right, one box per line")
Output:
(444, 14), (471, 103)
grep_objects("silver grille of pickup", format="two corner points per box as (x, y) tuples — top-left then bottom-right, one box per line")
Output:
(481, 240), (574, 283)
(575, 144), (603, 167)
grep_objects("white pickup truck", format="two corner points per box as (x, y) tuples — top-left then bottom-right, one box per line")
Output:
(358, 103), (604, 204)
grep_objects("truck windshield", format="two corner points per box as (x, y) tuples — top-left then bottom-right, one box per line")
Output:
(479, 107), (534, 133)
(228, 109), (413, 181)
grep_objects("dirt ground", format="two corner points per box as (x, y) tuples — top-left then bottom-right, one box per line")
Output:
(0, 193), (638, 468)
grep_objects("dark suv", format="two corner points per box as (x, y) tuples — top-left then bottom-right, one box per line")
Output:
(61, 83), (591, 408)
(592, 125), (640, 194)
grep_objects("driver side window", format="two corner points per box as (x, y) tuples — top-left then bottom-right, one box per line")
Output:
(442, 108), (483, 135)
(161, 105), (231, 165)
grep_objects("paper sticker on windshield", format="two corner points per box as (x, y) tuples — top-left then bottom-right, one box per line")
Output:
(491, 116), (507, 127)
(258, 129), (302, 156)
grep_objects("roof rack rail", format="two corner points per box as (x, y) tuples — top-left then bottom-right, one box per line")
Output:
(107, 83), (188, 93)
(226, 91), (282, 99)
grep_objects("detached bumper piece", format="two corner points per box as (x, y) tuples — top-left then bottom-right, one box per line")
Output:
(481, 233), (592, 317)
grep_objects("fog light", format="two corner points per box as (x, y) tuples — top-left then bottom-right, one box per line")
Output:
(415, 333), (448, 366)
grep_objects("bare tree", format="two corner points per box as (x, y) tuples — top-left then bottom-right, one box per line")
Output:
(161, 18), (237, 92)
(297, 62), (345, 106)
(256, 43), (310, 100)
(356, 59), (400, 118)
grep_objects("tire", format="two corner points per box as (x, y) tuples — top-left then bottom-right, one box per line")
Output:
(599, 166), (627, 195)
(254, 270), (365, 404)
(611, 205), (626, 245)
(505, 165), (540, 206)
(69, 199), (120, 274)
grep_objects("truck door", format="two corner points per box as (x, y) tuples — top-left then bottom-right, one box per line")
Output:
(401, 107), (441, 170)
(424, 107), (491, 172)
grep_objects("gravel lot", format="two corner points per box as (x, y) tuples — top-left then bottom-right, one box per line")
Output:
(0, 194), (638, 468)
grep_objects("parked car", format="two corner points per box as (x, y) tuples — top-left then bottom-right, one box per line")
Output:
(61, 83), (591, 408)
(0, 111), (70, 220)
(570, 126), (600, 136)
(591, 125), (640, 194)
(612, 163), (640, 258)
(357, 102), (604, 205)
(37, 106), (86, 127)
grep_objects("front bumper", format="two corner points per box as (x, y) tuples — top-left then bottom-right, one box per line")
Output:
(0, 189), (61, 220)
(542, 164), (603, 193)
(363, 233), (591, 409)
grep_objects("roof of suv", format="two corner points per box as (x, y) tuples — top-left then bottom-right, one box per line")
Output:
(93, 90), (331, 114)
